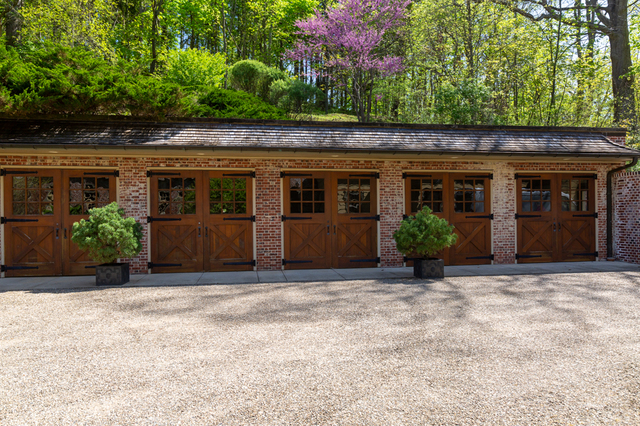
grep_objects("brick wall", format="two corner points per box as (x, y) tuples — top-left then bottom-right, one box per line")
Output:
(614, 171), (640, 264)
(0, 155), (624, 274)
(608, 136), (626, 146)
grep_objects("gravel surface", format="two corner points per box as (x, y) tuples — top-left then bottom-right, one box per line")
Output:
(2, 272), (640, 425)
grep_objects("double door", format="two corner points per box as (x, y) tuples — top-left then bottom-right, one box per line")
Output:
(282, 171), (378, 269)
(149, 170), (254, 273)
(3, 169), (117, 276)
(516, 173), (597, 262)
(404, 172), (493, 265)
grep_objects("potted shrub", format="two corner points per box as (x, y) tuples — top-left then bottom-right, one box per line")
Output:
(71, 202), (143, 286)
(393, 206), (458, 278)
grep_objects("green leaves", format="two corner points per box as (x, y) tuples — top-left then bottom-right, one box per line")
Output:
(71, 202), (143, 264)
(393, 206), (458, 259)
(162, 49), (227, 90)
(194, 87), (288, 120)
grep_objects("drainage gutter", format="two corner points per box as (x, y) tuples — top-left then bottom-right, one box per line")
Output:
(607, 157), (639, 259)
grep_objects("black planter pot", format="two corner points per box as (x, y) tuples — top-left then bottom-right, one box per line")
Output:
(413, 258), (444, 279)
(95, 263), (130, 286)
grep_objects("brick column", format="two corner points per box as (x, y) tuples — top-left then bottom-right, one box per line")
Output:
(379, 161), (404, 267)
(255, 163), (282, 270)
(118, 158), (149, 274)
(493, 163), (516, 263)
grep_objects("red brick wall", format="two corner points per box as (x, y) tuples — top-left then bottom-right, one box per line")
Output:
(608, 136), (626, 146)
(614, 171), (640, 264)
(0, 155), (625, 275)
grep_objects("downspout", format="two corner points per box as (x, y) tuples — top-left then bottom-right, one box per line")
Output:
(607, 157), (638, 259)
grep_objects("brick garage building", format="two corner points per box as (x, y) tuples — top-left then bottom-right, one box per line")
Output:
(0, 117), (637, 277)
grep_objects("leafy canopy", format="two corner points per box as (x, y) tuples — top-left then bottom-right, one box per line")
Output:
(162, 49), (227, 89)
(71, 202), (143, 264)
(393, 206), (458, 258)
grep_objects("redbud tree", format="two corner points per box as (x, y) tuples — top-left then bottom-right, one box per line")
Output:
(287, 0), (410, 122)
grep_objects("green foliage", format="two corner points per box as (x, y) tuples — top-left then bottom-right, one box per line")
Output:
(161, 49), (226, 89)
(71, 202), (143, 264)
(229, 60), (287, 100)
(432, 80), (497, 125)
(269, 78), (323, 114)
(194, 88), (288, 120)
(393, 206), (458, 259)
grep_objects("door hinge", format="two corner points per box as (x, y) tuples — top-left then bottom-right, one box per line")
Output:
(402, 173), (432, 179)
(148, 262), (183, 268)
(465, 174), (493, 179)
(147, 216), (182, 223)
(147, 171), (181, 177)
(349, 257), (380, 263)
(572, 252), (598, 257)
(515, 213), (542, 219)
(282, 259), (313, 265)
(465, 214), (493, 220)
(350, 215), (380, 221)
(223, 260), (256, 266)
(0, 170), (37, 176)
(222, 171), (255, 178)
(280, 172), (312, 178)
(84, 171), (119, 177)
(515, 254), (542, 259)
(466, 254), (494, 260)
(223, 216), (255, 222)
(1, 217), (39, 224)
(515, 174), (541, 179)
(348, 172), (379, 178)
(572, 174), (597, 179)
(403, 214), (409, 220)
(1, 265), (39, 272)
(572, 212), (598, 218)
(282, 215), (312, 221)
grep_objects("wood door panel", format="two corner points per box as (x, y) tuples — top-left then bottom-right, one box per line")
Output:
(450, 220), (491, 265)
(153, 224), (202, 272)
(206, 223), (252, 271)
(519, 219), (554, 262)
(6, 224), (59, 276)
(559, 219), (595, 261)
(334, 222), (377, 268)
(285, 221), (331, 269)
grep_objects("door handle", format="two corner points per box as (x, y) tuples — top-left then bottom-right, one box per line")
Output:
(198, 227), (201, 237)
(334, 225), (336, 235)
(327, 224), (330, 235)
(553, 222), (557, 232)
(64, 228), (67, 239)
(205, 226), (208, 237)
(55, 228), (59, 239)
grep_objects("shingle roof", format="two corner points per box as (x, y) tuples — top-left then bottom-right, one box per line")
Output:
(0, 118), (637, 158)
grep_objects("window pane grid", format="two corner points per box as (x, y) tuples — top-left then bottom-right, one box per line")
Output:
(454, 179), (485, 213)
(410, 178), (443, 213)
(289, 178), (324, 214)
(158, 177), (197, 215)
(12, 176), (54, 216)
(561, 179), (589, 211)
(69, 177), (110, 215)
(338, 178), (371, 214)
(521, 179), (552, 212)
(210, 178), (247, 214)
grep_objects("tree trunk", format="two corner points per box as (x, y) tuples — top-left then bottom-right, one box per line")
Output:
(4, 0), (23, 47)
(608, 0), (635, 124)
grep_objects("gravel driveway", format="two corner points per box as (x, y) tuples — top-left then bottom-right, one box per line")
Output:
(2, 272), (640, 425)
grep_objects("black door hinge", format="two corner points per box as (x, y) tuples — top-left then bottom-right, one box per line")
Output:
(466, 254), (494, 260)
(223, 260), (256, 266)
(465, 174), (493, 179)
(147, 171), (181, 177)
(282, 259), (313, 265)
(147, 216), (182, 223)
(280, 172), (312, 178)
(515, 254), (542, 259)
(84, 171), (119, 177)
(572, 252), (598, 257)
(465, 214), (493, 220)
(350, 215), (380, 221)
(572, 213), (598, 218)
(1, 217), (39, 224)
(148, 262), (183, 268)
(1, 265), (39, 272)
(402, 173), (432, 179)
(282, 215), (312, 221)
(515, 213), (542, 219)
(515, 174), (541, 179)
(349, 172), (379, 178)
(349, 257), (380, 263)
(0, 170), (37, 176)
(222, 171), (255, 178)
(572, 174), (597, 179)
(403, 214), (409, 220)
(223, 216), (256, 222)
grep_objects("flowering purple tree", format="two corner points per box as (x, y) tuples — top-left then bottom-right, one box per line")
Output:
(287, 0), (410, 122)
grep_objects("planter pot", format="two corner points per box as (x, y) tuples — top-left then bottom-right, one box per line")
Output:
(413, 258), (444, 279)
(96, 263), (130, 286)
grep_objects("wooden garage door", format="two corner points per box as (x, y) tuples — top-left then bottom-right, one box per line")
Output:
(282, 171), (378, 269)
(3, 169), (117, 277)
(517, 173), (596, 262)
(404, 172), (493, 266)
(149, 170), (254, 273)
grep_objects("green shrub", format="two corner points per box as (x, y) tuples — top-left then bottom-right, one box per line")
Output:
(71, 202), (143, 264)
(393, 206), (458, 259)
(161, 49), (226, 90)
(269, 78), (324, 114)
(193, 88), (288, 120)
(228, 59), (287, 100)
